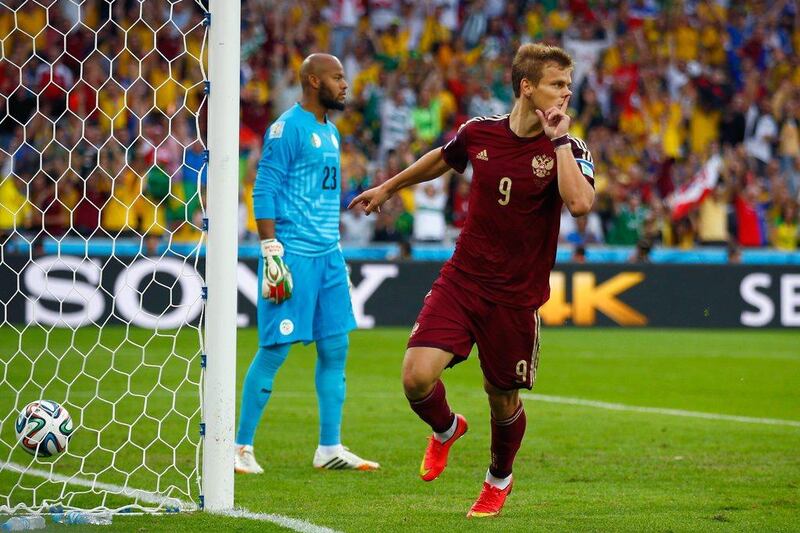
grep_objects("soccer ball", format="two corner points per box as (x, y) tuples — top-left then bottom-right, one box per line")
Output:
(15, 400), (74, 457)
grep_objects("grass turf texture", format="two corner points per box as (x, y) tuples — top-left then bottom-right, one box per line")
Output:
(1, 327), (798, 532)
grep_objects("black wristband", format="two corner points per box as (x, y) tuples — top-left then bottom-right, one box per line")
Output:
(552, 135), (570, 148)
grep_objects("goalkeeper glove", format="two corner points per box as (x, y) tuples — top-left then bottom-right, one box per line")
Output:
(261, 239), (293, 304)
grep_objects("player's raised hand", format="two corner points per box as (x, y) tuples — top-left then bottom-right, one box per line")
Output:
(347, 184), (391, 215)
(535, 95), (571, 140)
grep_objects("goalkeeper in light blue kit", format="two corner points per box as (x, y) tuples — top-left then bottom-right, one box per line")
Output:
(234, 54), (379, 473)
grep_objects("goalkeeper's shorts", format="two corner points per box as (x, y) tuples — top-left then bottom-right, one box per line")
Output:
(407, 274), (541, 391)
(257, 248), (356, 347)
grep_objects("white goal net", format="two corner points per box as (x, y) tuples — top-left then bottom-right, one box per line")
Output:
(0, 0), (213, 513)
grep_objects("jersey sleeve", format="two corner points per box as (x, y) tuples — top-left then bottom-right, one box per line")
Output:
(569, 136), (595, 187)
(441, 121), (471, 173)
(253, 119), (298, 220)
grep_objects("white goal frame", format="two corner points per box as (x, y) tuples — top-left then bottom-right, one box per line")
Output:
(202, 0), (239, 513)
(0, 0), (239, 514)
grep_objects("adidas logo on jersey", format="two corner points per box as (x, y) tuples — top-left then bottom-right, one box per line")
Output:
(476, 149), (488, 161)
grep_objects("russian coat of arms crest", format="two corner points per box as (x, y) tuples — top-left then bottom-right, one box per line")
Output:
(531, 155), (554, 178)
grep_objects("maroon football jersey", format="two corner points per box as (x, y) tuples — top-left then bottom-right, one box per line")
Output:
(440, 114), (594, 309)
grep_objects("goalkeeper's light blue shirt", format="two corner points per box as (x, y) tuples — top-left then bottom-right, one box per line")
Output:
(253, 103), (342, 256)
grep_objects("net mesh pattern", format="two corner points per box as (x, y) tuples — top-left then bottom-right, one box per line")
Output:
(0, 0), (210, 513)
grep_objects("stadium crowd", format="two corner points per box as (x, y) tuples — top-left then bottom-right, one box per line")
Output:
(0, 0), (799, 254)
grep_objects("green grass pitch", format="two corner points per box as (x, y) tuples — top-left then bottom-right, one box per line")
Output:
(1, 327), (798, 532)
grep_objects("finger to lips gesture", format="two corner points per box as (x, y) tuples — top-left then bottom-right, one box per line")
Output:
(535, 95), (571, 139)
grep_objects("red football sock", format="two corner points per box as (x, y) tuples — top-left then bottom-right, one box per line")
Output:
(489, 402), (526, 479)
(408, 379), (454, 433)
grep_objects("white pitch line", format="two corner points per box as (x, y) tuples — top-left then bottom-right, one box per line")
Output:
(0, 462), (340, 533)
(217, 508), (342, 533)
(522, 394), (800, 428)
(0, 460), (191, 510)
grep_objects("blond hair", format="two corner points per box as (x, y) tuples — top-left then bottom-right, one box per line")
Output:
(511, 43), (573, 98)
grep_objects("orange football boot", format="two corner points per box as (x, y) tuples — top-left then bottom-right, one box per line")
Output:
(419, 414), (468, 481)
(467, 480), (513, 518)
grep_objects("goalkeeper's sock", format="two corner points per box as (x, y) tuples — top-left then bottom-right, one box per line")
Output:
(489, 402), (526, 479)
(236, 344), (291, 446)
(315, 334), (349, 446)
(316, 444), (344, 457)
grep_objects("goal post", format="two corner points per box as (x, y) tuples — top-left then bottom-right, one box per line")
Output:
(202, 0), (239, 513)
(0, 0), (238, 515)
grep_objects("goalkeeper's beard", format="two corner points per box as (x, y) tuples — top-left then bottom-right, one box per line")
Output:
(320, 85), (345, 111)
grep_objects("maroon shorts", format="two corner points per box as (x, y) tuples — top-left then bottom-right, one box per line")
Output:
(407, 274), (541, 390)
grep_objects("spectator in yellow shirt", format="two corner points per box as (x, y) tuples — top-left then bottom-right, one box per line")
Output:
(547, 0), (572, 35)
(697, 183), (730, 245)
(690, 105), (721, 156)
(16, 3), (47, 50)
(673, 14), (699, 62)
(378, 22), (410, 64)
(0, 173), (30, 240)
(418, 6), (450, 55)
(99, 141), (140, 236)
(771, 203), (799, 251)
(98, 82), (128, 134)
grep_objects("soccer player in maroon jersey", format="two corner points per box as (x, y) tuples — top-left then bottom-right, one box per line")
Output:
(349, 43), (595, 518)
